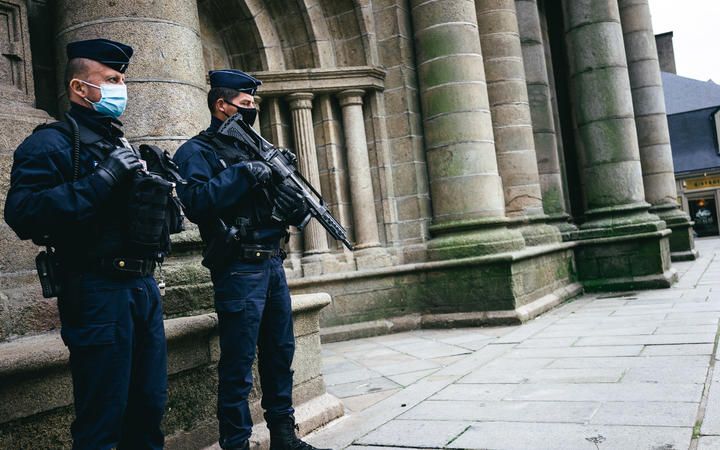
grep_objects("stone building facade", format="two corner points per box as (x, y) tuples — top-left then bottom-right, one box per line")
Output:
(0, 0), (698, 447)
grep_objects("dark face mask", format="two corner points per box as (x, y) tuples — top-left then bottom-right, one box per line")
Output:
(225, 101), (257, 126)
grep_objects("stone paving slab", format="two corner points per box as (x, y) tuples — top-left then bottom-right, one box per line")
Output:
(700, 369), (720, 435)
(340, 389), (398, 413)
(322, 360), (363, 374)
(514, 337), (578, 348)
(323, 367), (381, 386)
(354, 419), (471, 448)
(353, 352), (417, 368)
(533, 325), (658, 338)
(326, 376), (401, 398)
(369, 359), (441, 376)
(430, 383), (517, 401)
(656, 317), (720, 326)
(430, 355), (467, 367)
(398, 400), (600, 423)
(388, 341), (472, 359)
(641, 343), (715, 356)
(654, 324), (719, 334)
(589, 401), (699, 427)
(483, 357), (555, 369)
(698, 436), (720, 449)
(621, 365), (709, 384)
(506, 382), (703, 402)
(505, 345), (644, 358)
(666, 312), (720, 321)
(575, 333), (715, 346)
(551, 313), (670, 324)
(548, 355), (711, 369)
(386, 368), (438, 387)
(446, 422), (692, 450)
(458, 367), (624, 384)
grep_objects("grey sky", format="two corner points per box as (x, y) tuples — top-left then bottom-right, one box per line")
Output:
(649, 0), (720, 82)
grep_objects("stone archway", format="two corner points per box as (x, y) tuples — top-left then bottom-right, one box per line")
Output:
(197, 0), (369, 73)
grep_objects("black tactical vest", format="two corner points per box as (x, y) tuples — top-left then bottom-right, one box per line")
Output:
(35, 120), (185, 257)
(192, 130), (274, 232)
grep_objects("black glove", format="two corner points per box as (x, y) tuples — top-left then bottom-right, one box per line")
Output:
(95, 147), (143, 187)
(245, 161), (272, 185)
(280, 148), (297, 167)
(273, 183), (309, 226)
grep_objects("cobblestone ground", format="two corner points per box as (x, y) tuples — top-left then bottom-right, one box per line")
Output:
(305, 237), (720, 450)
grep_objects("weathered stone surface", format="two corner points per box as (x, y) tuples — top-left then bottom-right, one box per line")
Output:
(0, 293), (334, 447)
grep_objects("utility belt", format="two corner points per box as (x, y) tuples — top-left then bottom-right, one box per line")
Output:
(35, 251), (157, 298)
(233, 244), (286, 261)
(201, 219), (285, 271)
(95, 257), (157, 278)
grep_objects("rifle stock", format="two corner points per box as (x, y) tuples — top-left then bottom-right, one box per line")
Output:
(217, 113), (355, 251)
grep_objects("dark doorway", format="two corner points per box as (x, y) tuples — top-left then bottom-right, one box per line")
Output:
(689, 198), (719, 236)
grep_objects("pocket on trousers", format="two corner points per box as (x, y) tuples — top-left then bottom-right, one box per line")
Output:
(213, 269), (266, 312)
(61, 322), (116, 347)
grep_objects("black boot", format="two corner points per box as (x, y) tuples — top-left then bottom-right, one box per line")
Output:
(267, 416), (331, 450)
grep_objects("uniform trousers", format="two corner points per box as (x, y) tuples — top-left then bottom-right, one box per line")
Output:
(212, 255), (295, 448)
(59, 272), (167, 450)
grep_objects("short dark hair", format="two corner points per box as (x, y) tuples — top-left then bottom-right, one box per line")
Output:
(208, 87), (241, 112)
(64, 57), (91, 95)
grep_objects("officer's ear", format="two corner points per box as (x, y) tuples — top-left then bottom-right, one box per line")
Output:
(215, 97), (227, 115)
(68, 79), (88, 98)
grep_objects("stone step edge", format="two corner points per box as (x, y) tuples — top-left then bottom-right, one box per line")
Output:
(0, 293), (331, 378)
(319, 282), (584, 343)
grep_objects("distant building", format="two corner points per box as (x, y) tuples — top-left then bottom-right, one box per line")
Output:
(658, 34), (720, 237)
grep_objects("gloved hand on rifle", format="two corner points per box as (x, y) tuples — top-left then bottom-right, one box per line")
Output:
(272, 183), (309, 226)
(245, 161), (273, 186)
(279, 148), (297, 167)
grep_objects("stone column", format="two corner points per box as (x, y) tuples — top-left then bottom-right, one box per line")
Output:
(475, 0), (560, 246)
(287, 93), (333, 275)
(336, 90), (380, 248)
(55, 0), (207, 151)
(266, 98), (302, 277)
(336, 89), (392, 269)
(410, 0), (524, 260)
(562, 0), (674, 290)
(515, 0), (574, 236)
(618, 0), (698, 261)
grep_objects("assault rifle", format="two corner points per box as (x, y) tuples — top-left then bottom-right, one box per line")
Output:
(217, 113), (354, 251)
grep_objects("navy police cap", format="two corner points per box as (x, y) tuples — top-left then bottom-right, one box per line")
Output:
(209, 70), (262, 95)
(66, 38), (133, 73)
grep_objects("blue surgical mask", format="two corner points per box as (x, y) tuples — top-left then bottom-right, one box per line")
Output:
(81, 81), (127, 118)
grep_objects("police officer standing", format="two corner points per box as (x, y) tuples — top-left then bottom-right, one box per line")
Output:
(173, 70), (328, 450)
(4, 39), (168, 449)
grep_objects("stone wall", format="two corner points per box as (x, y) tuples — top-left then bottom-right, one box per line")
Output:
(0, 293), (341, 449)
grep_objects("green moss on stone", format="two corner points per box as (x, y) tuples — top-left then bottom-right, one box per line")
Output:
(0, 406), (73, 449)
(163, 366), (217, 434)
(542, 186), (564, 215)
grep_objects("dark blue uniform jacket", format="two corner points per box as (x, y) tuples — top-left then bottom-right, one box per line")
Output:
(4, 103), (145, 266)
(173, 116), (285, 246)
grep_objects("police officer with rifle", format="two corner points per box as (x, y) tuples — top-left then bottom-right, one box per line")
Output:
(173, 69), (338, 450)
(4, 39), (184, 449)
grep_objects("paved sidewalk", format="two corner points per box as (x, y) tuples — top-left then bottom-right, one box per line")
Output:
(305, 237), (720, 450)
